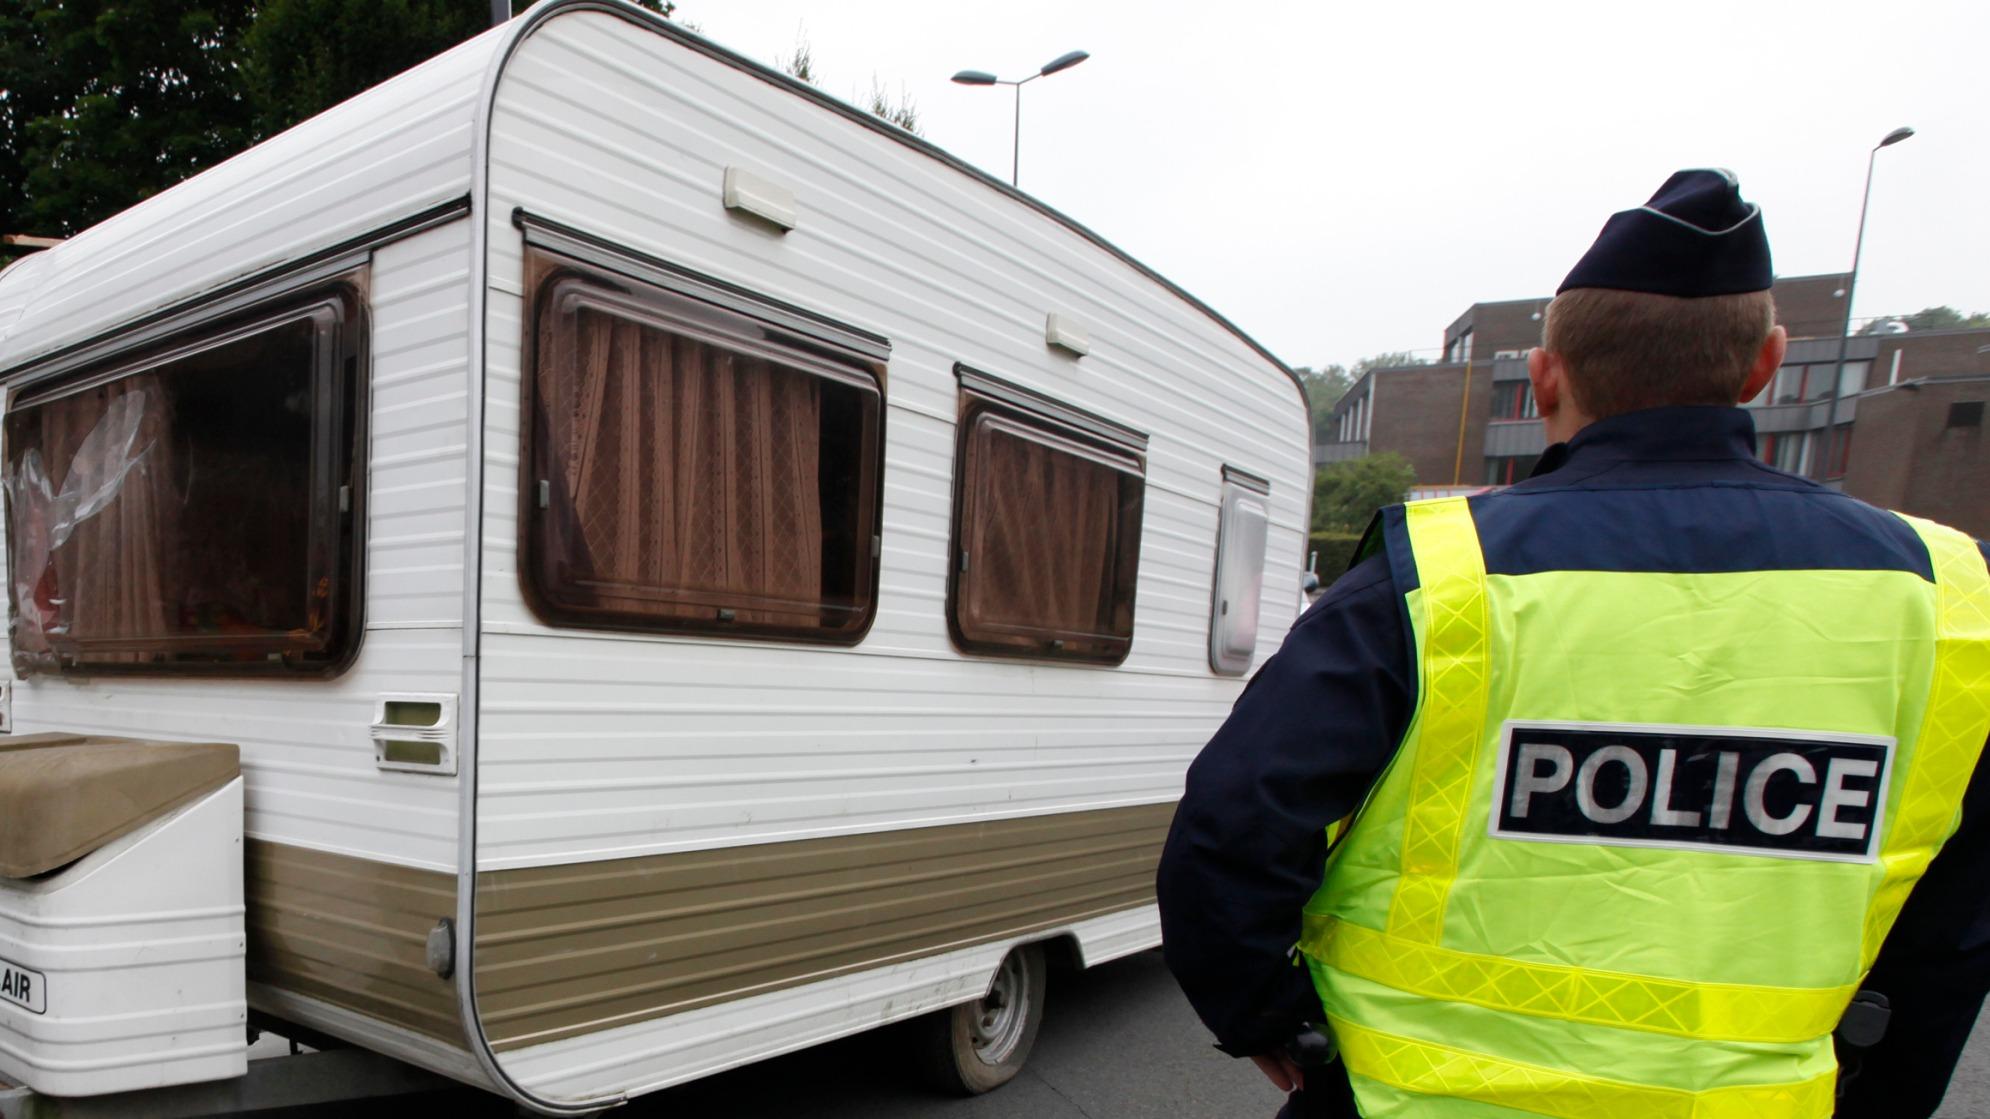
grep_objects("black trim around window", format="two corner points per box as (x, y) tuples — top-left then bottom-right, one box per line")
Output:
(517, 243), (887, 645)
(4, 277), (369, 676)
(946, 368), (1147, 665)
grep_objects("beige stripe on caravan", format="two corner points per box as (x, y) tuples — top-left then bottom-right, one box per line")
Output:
(474, 802), (1173, 1050)
(245, 839), (465, 1046)
(243, 804), (1169, 1053)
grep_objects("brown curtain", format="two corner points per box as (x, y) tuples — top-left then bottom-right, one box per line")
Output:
(966, 424), (1121, 641)
(541, 305), (823, 623)
(13, 380), (175, 657)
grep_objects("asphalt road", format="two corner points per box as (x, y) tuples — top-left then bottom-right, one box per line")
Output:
(298, 948), (1990, 1118)
(1938, 1008), (1990, 1119)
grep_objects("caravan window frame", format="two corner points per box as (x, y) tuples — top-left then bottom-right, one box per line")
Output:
(517, 243), (887, 645)
(2, 276), (369, 677)
(946, 366), (1148, 665)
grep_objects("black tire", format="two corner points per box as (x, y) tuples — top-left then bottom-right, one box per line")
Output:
(910, 942), (1047, 1096)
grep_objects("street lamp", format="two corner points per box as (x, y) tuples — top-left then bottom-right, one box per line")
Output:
(951, 50), (1091, 187)
(1818, 125), (1914, 481)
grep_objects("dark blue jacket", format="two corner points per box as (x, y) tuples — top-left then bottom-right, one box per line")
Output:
(1157, 406), (1990, 1119)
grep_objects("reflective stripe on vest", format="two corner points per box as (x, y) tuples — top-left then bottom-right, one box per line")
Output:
(1385, 497), (1491, 945)
(1302, 496), (1990, 1119)
(1307, 919), (1854, 1043)
(1333, 1019), (1839, 1119)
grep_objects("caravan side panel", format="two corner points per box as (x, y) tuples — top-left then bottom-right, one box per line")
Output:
(471, 8), (1309, 1103)
(0, 220), (485, 1064)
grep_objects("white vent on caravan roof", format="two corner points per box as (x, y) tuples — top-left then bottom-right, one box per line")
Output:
(722, 166), (798, 231)
(1046, 312), (1090, 357)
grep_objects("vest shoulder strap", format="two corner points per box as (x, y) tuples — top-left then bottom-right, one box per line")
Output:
(1389, 497), (1490, 944)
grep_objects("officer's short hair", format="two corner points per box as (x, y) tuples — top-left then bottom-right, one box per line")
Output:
(1544, 288), (1776, 417)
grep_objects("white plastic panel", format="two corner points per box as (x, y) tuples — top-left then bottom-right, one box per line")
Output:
(0, 780), (245, 1095)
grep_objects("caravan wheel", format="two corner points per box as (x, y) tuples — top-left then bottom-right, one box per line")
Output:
(912, 942), (1047, 1095)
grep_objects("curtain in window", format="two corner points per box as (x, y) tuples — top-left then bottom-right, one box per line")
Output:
(966, 424), (1122, 643)
(10, 381), (174, 658)
(540, 308), (824, 624)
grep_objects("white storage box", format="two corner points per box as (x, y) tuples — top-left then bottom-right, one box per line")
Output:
(0, 734), (246, 1096)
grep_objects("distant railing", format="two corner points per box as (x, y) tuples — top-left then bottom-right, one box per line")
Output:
(1313, 440), (1368, 465)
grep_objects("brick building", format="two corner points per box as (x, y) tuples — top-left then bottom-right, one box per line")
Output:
(1316, 274), (1990, 535)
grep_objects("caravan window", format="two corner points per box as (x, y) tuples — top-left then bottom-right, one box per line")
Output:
(522, 257), (883, 643)
(3, 287), (366, 675)
(948, 373), (1146, 664)
(1208, 469), (1271, 676)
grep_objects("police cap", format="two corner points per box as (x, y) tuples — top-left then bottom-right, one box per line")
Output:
(1558, 168), (1773, 297)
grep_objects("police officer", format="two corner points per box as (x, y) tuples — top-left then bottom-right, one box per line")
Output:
(1156, 169), (1990, 1119)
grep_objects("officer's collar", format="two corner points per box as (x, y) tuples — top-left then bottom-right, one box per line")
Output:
(1532, 406), (1757, 477)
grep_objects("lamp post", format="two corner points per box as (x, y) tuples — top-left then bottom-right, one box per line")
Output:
(951, 50), (1090, 187)
(1818, 125), (1914, 481)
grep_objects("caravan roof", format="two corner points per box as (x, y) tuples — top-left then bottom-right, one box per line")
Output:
(0, 5), (1293, 391)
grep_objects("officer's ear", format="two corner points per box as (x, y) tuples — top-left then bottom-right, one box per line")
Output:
(1527, 347), (1561, 416)
(1737, 325), (1789, 405)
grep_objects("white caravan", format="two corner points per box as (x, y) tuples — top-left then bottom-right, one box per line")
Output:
(0, 1), (1309, 1111)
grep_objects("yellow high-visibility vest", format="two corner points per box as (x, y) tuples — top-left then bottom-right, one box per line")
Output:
(1300, 496), (1990, 1119)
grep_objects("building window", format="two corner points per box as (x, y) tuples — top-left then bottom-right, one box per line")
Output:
(1491, 380), (1538, 420)
(1446, 328), (1475, 365)
(1764, 361), (1872, 406)
(949, 371), (1146, 664)
(1946, 402), (1983, 429)
(1341, 392), (1370, 443)
(4, 284), (366, 675)
(1209, 469), (1271, 676)
(1760, 430), (1811, 475)
(521, 252), (884, 643)
(1484, 454), (1540, 486)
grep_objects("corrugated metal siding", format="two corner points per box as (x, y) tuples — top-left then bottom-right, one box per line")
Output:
(473, 11), (1311, 872)
(473, 804), (1171, 1050)
(246, 839), (462, 1044)
(0, 27), (499, 372)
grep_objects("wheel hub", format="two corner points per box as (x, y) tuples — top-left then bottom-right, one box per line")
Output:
(969, 950), (1030, 1065)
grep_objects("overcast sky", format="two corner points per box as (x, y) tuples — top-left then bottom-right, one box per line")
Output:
(676, 0), (1989, 371)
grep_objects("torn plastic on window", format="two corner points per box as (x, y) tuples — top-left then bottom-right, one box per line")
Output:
(6, 391), (151, 651)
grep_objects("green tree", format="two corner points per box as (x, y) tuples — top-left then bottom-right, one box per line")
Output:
(1, 0), (676, 266)
(781, 39), (818, 86)
(238, 2), (490, 138)
(780, 32), (923, 135)
(240, 0), (674, 137)
(1294, 365), (1351, 446)
(864, 78), (921, 135)
(1861, 306), (1990, 334)
(1353, 350), (1428, 374)
(1312, 451), (1415, 535)
(1, 2), (257, 246)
